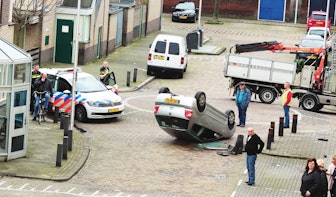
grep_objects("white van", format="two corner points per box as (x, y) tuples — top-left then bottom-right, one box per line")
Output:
(147, 34), (188, 78)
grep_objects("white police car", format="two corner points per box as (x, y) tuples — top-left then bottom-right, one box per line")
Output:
(40, 68), (124, 122)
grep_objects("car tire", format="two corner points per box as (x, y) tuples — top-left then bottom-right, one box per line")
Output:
(225, 110), (235, 130)
(75, 105), (87, 122)
(301, 94), (318, 112)
(147, 67), (152, 76)
(159, 87), (170, 94)
(195, 92), (206, 112)
(178, 71), (184, 79)
(259, 88), (276, 104)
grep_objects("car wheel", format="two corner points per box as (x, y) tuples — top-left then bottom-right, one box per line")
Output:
(184, 64), (187, 72)
(75, 105), (87, 122)
(193, 16), (196, 23)
(159, 87), (170, 94)
(225, 110), (235, 130)
(259, 88), (276, 104)
(301, 94), (318, 112)
(195, 92), (206, 112)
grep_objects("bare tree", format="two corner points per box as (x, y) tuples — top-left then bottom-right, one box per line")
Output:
(12, 0), (54, 47)
(213, 0), (220, 22)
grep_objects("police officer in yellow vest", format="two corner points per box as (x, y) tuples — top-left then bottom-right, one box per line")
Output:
(282, 82), (292, 128)
(30, 64), (41, 113)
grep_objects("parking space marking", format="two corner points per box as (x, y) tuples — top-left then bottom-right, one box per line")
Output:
(124, 95), (156, 113)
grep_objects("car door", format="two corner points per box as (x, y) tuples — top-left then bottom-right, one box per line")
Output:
(151, 40), (167, 68)
(165, 41), (182, 69)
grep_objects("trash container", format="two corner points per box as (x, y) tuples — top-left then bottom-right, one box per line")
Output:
(186, 30), (200, 50)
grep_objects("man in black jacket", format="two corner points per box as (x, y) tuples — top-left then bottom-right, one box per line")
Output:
(32, 73), (53, 121)
(245, 127), (264, 186)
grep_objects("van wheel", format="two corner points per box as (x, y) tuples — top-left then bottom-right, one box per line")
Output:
(75, 105), (87, 122)
(178, 71), (184, 78)
(195, 92), (206, 112)
(184, 64), (187, 72)
(147, 67), (152, 76)
(159, 87), (170, 94)
(225, 110), (235, 130)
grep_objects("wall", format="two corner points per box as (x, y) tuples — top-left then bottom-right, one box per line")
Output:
(146, 0), (162, 35)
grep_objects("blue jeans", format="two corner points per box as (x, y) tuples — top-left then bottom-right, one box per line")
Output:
(34, 93), (50, 117)
(246, 154), (257, 184)
(283, 106), (290, 127)
(238, 105), (247, 125)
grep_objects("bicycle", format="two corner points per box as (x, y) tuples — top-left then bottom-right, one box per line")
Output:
(33, 91), (47, 124)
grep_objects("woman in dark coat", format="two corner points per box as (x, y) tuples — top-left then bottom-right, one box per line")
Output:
(300, 158), (322, 197)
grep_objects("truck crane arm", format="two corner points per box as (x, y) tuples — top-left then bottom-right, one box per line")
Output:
(230, 41), (327, 90)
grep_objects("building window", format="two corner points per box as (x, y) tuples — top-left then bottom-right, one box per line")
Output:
(61, 0), (93, 8)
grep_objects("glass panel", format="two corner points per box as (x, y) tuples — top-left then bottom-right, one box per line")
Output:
(0, 64), (10, 86)
(11, 135), (24, 152)
(62, 0), (93, 8)
(14, 64), (27, 84)
(0, 92), (9, 153)
(15, 113), (23, 129)
(14, 91), (27, 107)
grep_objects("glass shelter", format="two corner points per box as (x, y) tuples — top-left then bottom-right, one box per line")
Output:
(0, 37), (32, 161)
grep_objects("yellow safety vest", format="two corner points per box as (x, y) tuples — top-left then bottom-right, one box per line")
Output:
(281, 89), (292, 106)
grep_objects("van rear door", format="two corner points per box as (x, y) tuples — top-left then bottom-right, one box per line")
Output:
(150, 40), (167, 68)
(165, 42), (183, 70)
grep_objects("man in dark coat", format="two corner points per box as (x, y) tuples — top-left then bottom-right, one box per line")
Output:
(245, 127), (264, 186)
(32, 73), (53, 121)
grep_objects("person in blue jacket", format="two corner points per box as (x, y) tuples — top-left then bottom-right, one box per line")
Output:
(235, 81), (251, 127)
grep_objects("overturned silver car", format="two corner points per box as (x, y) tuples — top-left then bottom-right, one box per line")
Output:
(154, 87), (236, 143)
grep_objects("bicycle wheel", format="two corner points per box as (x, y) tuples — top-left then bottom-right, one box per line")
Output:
(38, 104), (43, 124)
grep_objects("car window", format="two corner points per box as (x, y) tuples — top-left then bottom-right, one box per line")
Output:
(175, 3), (195, 10)
(154, 41), (166, 53)
(312, 14), (327, 20)
(300, 39), (324, 48)
(57, 78), (71, 92)
(47, 75), (56, 90)
(168, 42), (180, 55)
(76, 76), (107, 93)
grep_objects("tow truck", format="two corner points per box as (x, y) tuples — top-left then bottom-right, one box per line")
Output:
(224, 39), (336, 112)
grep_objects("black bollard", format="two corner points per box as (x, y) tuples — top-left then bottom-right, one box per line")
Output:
(54, 107), (59, 123)
(60, 112), (65, 129)
(279, 117), (284, 137)
(133, 68), (137, 82)
(270, 122), (275, 142)
(68, 130), (73, 151)
(63, 136), (68, 160)
(266, 128), (273, 150)
(56, 144), (63, 167)
(292, 114), (298, 133)
(63, 115), (70, 136)
(126, 71), (131, 87)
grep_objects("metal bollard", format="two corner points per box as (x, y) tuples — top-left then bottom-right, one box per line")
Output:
(63, 115), (70, 136)
(270, 121), (275, 142)
(266, 128), (273, 150)
(292, 114), (298, 133)
(279, 117), (284, 137)
(126, 71), (131, 87)
(60, 112), (65, 129)
(133, 68), (137, 82)
(56, 144), (63, 167)
(54, 107), (59, 123)
(68, 130), (73, 151)
(63, 136), (68, 160)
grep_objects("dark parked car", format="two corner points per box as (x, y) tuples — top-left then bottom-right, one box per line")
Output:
(172, 2), (198, 23)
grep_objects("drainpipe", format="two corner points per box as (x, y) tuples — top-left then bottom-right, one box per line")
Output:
(139, 5), (143, 37)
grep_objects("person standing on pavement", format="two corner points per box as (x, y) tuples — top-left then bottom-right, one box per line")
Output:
(99, 60), (110, 84)
(327, 154), (336, 196)
(317, 159), (328, 197)
(245, 127), (264, 186)
(282, 82), (292, 128)
(31, 64), (41, 113)
(235, 82), (251, 127)
(300, 158), (322, 197)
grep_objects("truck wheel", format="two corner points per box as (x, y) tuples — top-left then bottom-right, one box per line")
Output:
(301, 94), (318, 112)
(225, 110), (235, 130)
(195, 92), (206, 112)
(259, 88), (276, 104)
(159, 87), (170, 94)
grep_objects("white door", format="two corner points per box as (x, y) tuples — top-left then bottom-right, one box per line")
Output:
(7, 88), (29, 160)
(165, 41), (183, 70)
